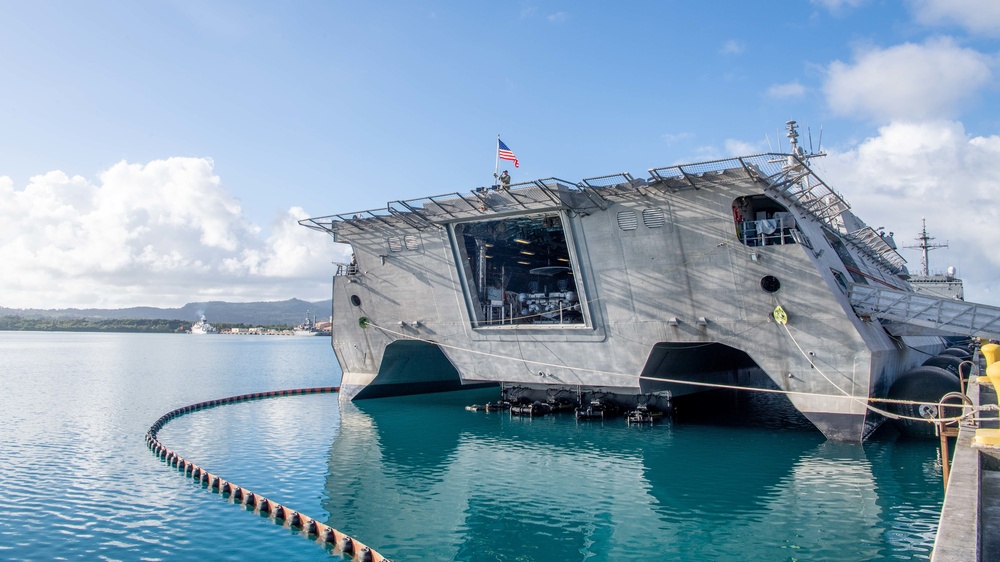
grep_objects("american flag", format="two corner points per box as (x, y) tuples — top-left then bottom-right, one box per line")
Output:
(498, 138), (519, 168)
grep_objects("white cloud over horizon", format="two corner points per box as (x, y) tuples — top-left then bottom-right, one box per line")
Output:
(824, 37), (994, 121)
(815, 120), (1000, 305)
(0, 157), (348, 310)
(808, 4), (1000, 305)
(910, 0), (1000, 35)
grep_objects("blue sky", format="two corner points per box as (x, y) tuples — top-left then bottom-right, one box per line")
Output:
(2, 0), (999, 309)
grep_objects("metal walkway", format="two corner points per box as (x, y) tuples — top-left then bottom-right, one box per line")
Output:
(849, 284), (1000, 338)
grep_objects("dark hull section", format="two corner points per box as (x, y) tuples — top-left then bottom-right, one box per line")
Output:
(354, 380), (499, 400)
(351, 340), (498, 400)
(802, 412), (870, 442)
(639, 342), (764, 398)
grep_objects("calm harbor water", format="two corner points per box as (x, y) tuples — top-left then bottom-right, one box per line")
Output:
(0, 332), (944, 561)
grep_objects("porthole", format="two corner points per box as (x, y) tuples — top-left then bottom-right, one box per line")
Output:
(350, 295), (362, 307)
(760, 275), (781, 294)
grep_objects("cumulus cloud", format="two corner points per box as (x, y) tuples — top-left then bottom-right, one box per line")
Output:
(766, 81), (806, 99)
(811, 0), (867, 14)
(725, 139), (766, 156)
(824, 37), (993, 121)
(814, 120), (1000, 304)
(0, 157), (347, 309)
(720, 40), (745, 55)
(910, 0), (1000, 35)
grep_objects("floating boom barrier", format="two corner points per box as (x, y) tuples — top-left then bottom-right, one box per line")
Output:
(145, 387), (391, 562)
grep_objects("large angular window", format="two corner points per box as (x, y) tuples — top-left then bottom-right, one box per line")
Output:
(455, 213), (585, 327)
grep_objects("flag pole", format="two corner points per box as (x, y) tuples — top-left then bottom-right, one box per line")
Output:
(493, 134), (500, 187)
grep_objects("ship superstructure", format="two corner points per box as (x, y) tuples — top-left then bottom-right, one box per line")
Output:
(191, 315), (217, 335)
(302, 122), (1000, 441)
(904, 218), (964, 300)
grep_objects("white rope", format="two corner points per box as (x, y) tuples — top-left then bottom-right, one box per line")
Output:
(774, 303), (981, 424)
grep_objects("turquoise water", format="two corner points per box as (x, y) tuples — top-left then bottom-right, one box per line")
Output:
(0, 332), (944, 560)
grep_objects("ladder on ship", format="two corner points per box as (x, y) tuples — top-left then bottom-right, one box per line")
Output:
(848, 284), (1000, 339)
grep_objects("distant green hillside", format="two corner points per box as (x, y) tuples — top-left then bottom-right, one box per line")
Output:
(0, 298), (333, 327)
(0, 317), (189, 333)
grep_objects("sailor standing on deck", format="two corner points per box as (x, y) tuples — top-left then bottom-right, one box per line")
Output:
(498, 170), (511, 190)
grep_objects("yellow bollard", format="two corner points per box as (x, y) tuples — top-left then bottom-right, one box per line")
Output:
(982, 343), (1000, 366)
(974, 428), (1000, 447)
(987, 362), (1000, 388)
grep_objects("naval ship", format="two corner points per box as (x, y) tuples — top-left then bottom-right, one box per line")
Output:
(301, 122), (1000, 441)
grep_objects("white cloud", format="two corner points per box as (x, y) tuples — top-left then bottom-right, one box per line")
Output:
(661, 132), (693, 145)
(720, 40), (745, 55)
(725, 139), (765, 156)
(0, 158), (347, 309)
(811, 0), (867, 14)
(910, 0), (1000, 35)
(814, 120), (1000, 305)
(823, 37), (993, 121)
(766, 81), (806, 99)
(547, 12), (568, 23)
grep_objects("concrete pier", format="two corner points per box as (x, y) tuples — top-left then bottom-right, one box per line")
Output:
(932, 379), (1000, 561)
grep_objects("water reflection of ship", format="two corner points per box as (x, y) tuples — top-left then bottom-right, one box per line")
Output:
(317, 389), (934, 560)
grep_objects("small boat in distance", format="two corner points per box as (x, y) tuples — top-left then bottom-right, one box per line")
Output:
(190, 315), (218, 335)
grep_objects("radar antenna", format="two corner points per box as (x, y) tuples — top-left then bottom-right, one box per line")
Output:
(785, 120), (825, 158)
(903, 218), (948, 276)
(786, 120), (802, 156)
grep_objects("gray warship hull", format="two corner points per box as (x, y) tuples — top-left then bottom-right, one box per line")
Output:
(302, 144), (996, 441)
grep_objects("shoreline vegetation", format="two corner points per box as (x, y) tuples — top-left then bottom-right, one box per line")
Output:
(0, 316), (302, 334)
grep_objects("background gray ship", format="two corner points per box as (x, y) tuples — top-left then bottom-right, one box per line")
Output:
(302, 122), (1000, 441)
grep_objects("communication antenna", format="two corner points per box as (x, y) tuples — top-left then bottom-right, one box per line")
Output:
(903, 218), (948, 276)
(817, 125), (823, 154)
(765, 132), (773, 151)
(808, 125), (814, 154)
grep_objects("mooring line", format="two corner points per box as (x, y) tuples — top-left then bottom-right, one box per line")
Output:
(369, 321), (994, 426)
(145, 387), (391, 562)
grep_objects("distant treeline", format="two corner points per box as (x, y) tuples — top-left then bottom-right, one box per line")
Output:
(0, 316), (189, 333)
(0, 316), (296, 333)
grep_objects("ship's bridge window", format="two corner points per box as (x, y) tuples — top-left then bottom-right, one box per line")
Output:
(453, 213), (586, 327)
(733, 195), (797, 247)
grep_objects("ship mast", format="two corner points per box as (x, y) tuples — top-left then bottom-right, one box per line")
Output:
(904, 218), (948, 276)
(781, 120), (824, 193)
